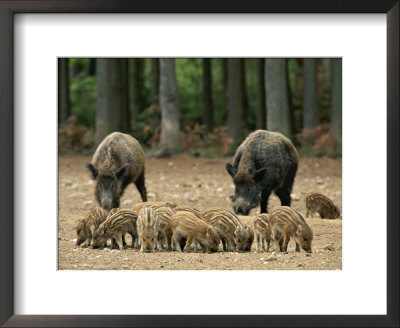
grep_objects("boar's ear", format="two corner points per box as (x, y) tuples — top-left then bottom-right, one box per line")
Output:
(115, 164), (129, 180)
(87, 163), (98, 180)
(296, 225), (302, 236)
(226, 163), (237, 177)
(253, 168), (267, 182)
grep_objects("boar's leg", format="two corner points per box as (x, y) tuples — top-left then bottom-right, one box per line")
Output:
(134, 170), (148, 202)
(260, 188), (273, 213)
(282, 232), (290, 252)
(255, 233), (260, 252)
(306, 208), (310, 218)
(266, 238), (271, 252)
(184, 236), (194, 252)
(115, 232), (124, 250)
(275, 187), (291, 207)
(295, 242), (300, 252)
(164, 230), (172, 251)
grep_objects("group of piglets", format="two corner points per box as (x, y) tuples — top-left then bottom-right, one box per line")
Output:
(75, 201), (314, 253)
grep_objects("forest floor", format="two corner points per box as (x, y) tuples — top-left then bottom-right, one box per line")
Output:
(58, 155), (342, 270)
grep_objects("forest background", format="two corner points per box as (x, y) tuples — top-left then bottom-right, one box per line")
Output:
(58, 58), (342, 157)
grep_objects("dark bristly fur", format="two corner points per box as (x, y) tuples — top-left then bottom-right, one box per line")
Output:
(269, 206), (313, 253)
(226, 130), (298, 215)
(87, 132), (147, 211)
(305, 192), (341, 219)
(91, 209), (138, 250)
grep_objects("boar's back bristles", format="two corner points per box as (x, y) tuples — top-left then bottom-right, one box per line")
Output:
(208, 210), (244, 252)
(170, 211), (220, 253)
(270, 206), (313, 253)
(174, 206), (204, 221)
(253, 213), (272, 252)
(105, 209), (138, 231)
(91, 209), (138, 250)
(305, 192), (340, 219)
(75, 207), (109, 246)
(201, 207), (226, 222)
(132, 201), (177, 214)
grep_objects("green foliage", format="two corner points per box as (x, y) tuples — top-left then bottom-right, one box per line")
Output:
(69, 59), (97, 127)
(175, 58), (203, 124)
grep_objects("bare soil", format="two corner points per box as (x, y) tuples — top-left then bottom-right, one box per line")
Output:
(58, 155), (342, 270)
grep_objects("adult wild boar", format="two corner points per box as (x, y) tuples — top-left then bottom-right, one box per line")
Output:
(226, 130), (298, 215)
(87, 132), (147, 211)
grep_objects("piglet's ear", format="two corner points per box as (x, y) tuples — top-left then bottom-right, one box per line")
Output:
(87, 163), (98, 180)
(253, 168), (267, 182)
(296, 225), (302, 236)
(226, 163), (237, 177)
(80, 220), (85, 228)
(115, 164), (129, 180)
(206, 227), (212, 236)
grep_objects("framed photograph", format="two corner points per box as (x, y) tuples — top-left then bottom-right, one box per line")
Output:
(0, 1), (398, 327)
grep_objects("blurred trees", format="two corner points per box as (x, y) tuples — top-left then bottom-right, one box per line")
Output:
(128, 59), (144, 122)
(256, 58), (266, 130)
(265, 59), (291, 139)
(59, 57), (342, 157)
(331, 58), (342, 154)
(227, 58), (243, 149)
(58, 58), (70, 123)
(95, 58), (129, 146)
(303, 58), (318, 129)
(158, 58), (181, 155)
(202, 59), (214, 133)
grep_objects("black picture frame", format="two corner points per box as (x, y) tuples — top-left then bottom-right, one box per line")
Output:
(0, 1), (398, 327)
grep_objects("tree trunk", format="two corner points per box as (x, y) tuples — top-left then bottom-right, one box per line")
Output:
(330, 58), (342, 153)
(120, 58), (130, 133)
(227, 58), (243, 149)
(58, 58), (70, 123)
(221, 58), (229, 124)
(128, 58), (142, 122)
(265, 58), (291, 139)
(239, 59), (249, 133)
(256, 58), (266, 130)
(303, 58), (318, 129)
(202, 58), (214, 133)
(95, 58), (127, 145)
(158, 58), (181, 154)
(151, 58), (160, 106)
(286, 59), (296, 137)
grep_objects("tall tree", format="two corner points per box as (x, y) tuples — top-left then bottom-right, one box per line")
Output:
(95, 58), (128, 145)
(303, 58), (318, 129)
(227, 58), (243, 149)
(58, 58), (70, 123)
(330, 58), (342, 153)
(239, 59), (249, 133)
(158, 58), (181, 155)
(221, 58), (229, 123)
(128, 58), (143, 121)
(256, 58), (266, 130)
(151, 58), (160, 106)
(265, 58), (291, 139)
(202, 58), (214, 133)
(120, 58), (130, 133)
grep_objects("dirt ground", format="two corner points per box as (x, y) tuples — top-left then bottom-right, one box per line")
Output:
(58, 155), (342, 270)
